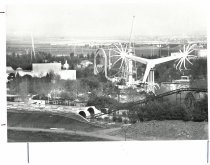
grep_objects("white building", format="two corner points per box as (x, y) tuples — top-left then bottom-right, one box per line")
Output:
(57, 70), (76, 80)
(15, 62), (76, 80)
(197, 49), (207, 58)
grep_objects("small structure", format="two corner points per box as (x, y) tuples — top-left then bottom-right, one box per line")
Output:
(16, 67), (23, 72)
(7, 94), (22, 102)
(76, 106), (101, 118)
(6, 66), (15, 74)
(63, 60), (69, 70)
(80, 60), (93, 68)
(197, 49), (207, 58)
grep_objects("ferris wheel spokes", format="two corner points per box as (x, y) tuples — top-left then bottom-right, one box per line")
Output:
(111, 57), (122, 67)
(112, 49), (121, 54)
(114, 44), (122, 53)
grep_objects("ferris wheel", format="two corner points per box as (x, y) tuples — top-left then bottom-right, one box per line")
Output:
(94, 42), (135, 83)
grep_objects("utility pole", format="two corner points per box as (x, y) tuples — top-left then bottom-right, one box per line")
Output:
(129, 16), (135, 49)
(31, 33), (35, 60)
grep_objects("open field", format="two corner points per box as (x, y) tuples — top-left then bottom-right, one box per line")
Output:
(8, 129), (111, 142)
(7, 109), (208, 141)
(108, 120), (208, 140)
(7, 110), (103, 132)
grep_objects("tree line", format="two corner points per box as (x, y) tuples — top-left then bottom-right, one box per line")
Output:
(7, 51), (95, 70)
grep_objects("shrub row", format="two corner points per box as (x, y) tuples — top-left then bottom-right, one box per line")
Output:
(128, 101), (188, 122)
(88, 96), (208, 123)
(128, 98), (208, 122)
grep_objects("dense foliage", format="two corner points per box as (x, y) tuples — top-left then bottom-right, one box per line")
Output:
(155, 58), (207, 82)
(127, 98), (208, 123)
(6, 51), (93, 70)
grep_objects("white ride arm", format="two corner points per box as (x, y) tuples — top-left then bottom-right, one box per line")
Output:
(126, 53), (183, 83)
(152, 54), (183, 65)
(142, 63), (155, 83)
(125, 54), (150, 65)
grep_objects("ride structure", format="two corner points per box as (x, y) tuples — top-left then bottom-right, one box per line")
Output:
(94, 42), (197, 93)
(94, 16), (197, 93)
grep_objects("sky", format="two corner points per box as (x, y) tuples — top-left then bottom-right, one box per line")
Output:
(6, 0), (207, 39)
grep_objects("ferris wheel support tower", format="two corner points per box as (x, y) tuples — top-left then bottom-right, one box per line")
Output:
(126, 16), (135, 85)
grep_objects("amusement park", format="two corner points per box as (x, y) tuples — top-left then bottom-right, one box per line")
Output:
(6, 8), (208, 142)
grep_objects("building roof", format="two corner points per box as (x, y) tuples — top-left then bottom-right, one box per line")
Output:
(6, 66), (15, 73)
(81, 60), (93, 64)
(32, 63), (62, 74)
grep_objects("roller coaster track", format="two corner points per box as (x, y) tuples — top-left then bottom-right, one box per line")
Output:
(93, 87), (207, 118)
(135, 88), (207, 104)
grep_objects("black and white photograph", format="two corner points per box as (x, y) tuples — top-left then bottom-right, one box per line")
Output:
(5, 0), (208, 144)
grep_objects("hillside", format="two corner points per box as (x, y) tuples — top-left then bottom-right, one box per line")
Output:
(7, 110), (102, 132)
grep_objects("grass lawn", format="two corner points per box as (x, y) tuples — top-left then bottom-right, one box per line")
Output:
(7, 110), (208, 141)
(7, 110), (102, 132)
(8, 129), (111, 142)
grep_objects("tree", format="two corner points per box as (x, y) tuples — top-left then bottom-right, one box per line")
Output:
(63, 80), (77, 98)
(80, 77), (101, 92)
(189, 58), (207, 80)
(18, 81), (29, 101)
(60, 91), (75, 100)
(33, 79), (52, 97)
(87, 96), (118, 110)
(103, 81), (119, 98)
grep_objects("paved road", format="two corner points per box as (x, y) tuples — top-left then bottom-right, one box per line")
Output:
(8, 127), (132, 141)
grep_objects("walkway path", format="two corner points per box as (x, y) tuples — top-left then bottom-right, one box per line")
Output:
(8, 126), (132, 141)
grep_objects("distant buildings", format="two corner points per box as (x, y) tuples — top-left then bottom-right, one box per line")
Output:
(9, 61), (76, 80)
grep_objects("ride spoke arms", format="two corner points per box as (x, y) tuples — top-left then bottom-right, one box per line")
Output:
(112, 49), (121, 54)
(114, 44), (122, 53)
(112, 57), (122, 67)
(176, 58), (183, 70)
(186, 58), (193, 65)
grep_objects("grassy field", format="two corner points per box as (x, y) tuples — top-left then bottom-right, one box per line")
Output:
(7, 110), (208, 141)
(108, 120), (208, 140)
(8, 129), (111, 142)
(7, 110), (103, 132)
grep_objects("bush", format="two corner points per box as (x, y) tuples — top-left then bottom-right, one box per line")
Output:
(129, 101), (194, 122)
(112, 116), (117, 122)
(87, 96), (118, 110)
(192, 96), (208, 122)
(117, 116), (122, 122)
